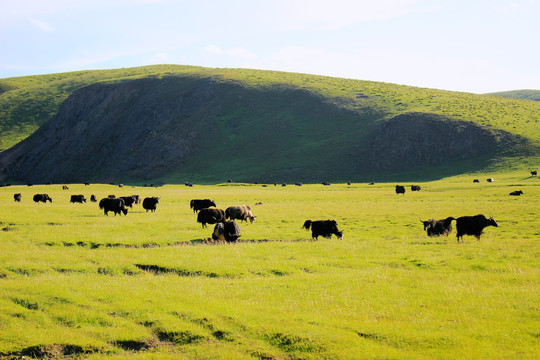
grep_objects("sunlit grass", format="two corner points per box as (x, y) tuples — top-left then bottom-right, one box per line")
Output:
(0, 174), (538, 358)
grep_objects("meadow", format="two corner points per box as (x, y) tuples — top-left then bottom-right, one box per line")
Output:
(0, 173), (538, 359)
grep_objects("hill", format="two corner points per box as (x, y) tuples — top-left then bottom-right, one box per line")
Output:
(486, 89), (540, 102)
(0, 65), (539, 184)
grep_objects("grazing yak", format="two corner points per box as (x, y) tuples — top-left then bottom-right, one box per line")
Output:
(212, 221), (241, 243)
(62, 185), (69, 190)
(119, 196), (137, 208)
(70, 195), (86, 203)
(99, 198), (128, 216)
(142, 197), (160, 212)
(509, 190), (523, 196)
(420, 217), (455, 237)
(303, 220), (343, 240)
(225, 205), (255, 224)
(197, 208), (226, 228)
(411, 185), (421, 191)
(190, 199), (216, 213)
(487, 178), (494, 183)
(33, 194), (52, 203)
(531, 171), (537, 176)
(455, 214), (498, 242)
(13, 193), (21, 202)
(90, 195), (97, 202)
(473, 179), (480, 183)
(395, 185), (405, 195)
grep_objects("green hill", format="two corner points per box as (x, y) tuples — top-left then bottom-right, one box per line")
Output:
(0, 65), (539, 184)
(486, 89), (540, 102)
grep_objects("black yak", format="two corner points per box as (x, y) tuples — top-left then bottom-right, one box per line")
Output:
(395, 185), (405, 195)
(13, 193), (21, 202)
(197, 208), (226, 228)
(411, 185), (421, 191)
(119, 196), (137, 208)
(70, 195), (86, 203)
(190, 199), (216, 213)
(420, 217), (455, 237)
(456, 215), (498, 242)
(33, 194), (52, 203)
(303, 220), (343, 240)
(99, 198), (128, 216)
(509, 190), (523, 196)
(142, 197), (160, 212)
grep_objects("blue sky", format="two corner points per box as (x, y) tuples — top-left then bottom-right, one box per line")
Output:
(0, 0), (538, 93)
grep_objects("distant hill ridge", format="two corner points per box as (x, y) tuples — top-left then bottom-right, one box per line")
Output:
(486, 89), (540, 102)
(0, 65), (539, 183)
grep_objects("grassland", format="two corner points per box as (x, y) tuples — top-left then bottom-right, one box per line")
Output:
(0, 171), (538, 359)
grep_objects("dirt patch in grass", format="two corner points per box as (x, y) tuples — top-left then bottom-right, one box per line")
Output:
(2, 344), (99, 358)
(134, 264), (224, 278)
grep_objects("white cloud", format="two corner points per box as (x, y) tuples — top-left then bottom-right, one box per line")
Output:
(203, 45), (257, 59)
(29, 17), (54, 32)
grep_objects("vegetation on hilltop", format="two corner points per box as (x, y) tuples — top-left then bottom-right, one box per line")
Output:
(0, 65), (539, 183)
(486, 89), (540, 102)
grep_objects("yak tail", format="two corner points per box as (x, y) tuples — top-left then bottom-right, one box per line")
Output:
(444, 216), (455, 225)
(303, 220), (312, 230)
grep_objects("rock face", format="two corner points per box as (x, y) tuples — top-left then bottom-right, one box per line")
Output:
(0, 76), (528, 184)
(0, 77), (214, 183)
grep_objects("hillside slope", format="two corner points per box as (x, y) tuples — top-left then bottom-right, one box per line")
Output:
(486, 89), (540, 102)
(0, 66), (539, 183)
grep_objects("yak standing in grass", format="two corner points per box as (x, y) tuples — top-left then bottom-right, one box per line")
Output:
(33, 194), (52, 203)
(411, 185), (421, 191)
(197, 208), (226, 228)
(190, 199), (216, 213)
(70, 195), (86, 203)
(99, 198), (128, 216)
(225, 205), (255, 224)
(455, 214), (498, 242)
(120, 195), (138, 208)
(212, 221), (241, 243)
(420, 217), (455, 237)
(142, 197), (160, 212)
(13, 193), (21, 202)
(303, 220), (343, 240)
(395, 185), (405, 195)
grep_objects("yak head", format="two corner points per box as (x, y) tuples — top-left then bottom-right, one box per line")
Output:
(420, 219), (435, 231)
(488, 216), (499, 227)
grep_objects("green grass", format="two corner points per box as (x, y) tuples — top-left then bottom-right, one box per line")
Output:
(486, 89), (540, 102)
(0, 172), (538, 359)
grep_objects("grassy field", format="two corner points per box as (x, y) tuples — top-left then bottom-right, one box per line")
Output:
(0, 172), (538, 359)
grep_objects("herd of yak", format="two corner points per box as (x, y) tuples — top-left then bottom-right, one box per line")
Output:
(10, 174), (532, 242)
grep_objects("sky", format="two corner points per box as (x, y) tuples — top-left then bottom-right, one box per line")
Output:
(0, 0), (538, 93)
